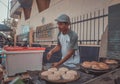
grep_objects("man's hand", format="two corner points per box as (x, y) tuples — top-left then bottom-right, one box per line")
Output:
(47, 45), (61, 61)
(47, 51), (52, 60)
(52, 62), (60, 67)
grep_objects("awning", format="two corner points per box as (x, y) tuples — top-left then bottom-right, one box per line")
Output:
(0, 24), (12, 31)
(18, 0), (33, 8)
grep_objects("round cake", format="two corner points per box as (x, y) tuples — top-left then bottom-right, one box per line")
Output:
(98, 62), (109, 70)
(91, 64), (101, 70)
(91, 61), (98, 65)
(81, 61), (92, 68)
(105, 59), (118, 64)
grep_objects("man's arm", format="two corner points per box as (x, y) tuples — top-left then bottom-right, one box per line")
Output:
(53, 49), (75, 67)
(50, 44), (61, 54)
(47, 44), (61, 60)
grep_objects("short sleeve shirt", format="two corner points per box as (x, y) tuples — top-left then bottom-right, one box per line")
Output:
(57, 30), (80, 67)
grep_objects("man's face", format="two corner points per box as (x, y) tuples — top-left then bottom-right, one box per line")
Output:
(57, 22), (69, 33)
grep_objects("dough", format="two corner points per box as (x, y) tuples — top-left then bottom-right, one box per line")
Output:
(41, 71), (53, 77)
(66, 70), (77, 76)
(62, 73), (75, 80)
(48, 67), (57, 72)
(54, 71), (62, 76)
(48, 74), (61, 81)
(59, 67), (69, 72)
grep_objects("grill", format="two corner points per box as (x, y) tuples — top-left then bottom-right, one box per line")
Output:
(3, 60), (120, 84)
(84, 67), (120, 84)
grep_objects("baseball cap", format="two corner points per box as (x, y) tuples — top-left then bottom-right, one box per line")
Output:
(55, 14), (70, 23)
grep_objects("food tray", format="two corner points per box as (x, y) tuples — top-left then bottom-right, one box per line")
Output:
(80, 64), (111, 74)
(40, 71), (80, 83)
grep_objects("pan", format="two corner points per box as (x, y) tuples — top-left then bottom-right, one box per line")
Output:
(99, 57), (120, 64)
(80, 64), (111, 75)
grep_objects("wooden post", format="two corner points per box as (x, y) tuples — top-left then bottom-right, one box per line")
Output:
(29, 28), (34, 47)
(14, 34), (16, 46)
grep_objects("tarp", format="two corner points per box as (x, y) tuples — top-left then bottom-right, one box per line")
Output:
(0, 24), (12, 31)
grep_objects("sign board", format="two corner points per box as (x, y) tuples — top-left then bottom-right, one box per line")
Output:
(107, 4), (120, 59)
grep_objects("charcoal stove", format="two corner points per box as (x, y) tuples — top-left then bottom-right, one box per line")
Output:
(84, 67), (120, 84)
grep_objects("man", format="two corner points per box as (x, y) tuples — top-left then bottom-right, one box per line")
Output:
(47, 14), (80, 67)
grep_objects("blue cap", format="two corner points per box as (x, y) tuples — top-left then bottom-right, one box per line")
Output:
(55, 14), (70, 23)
